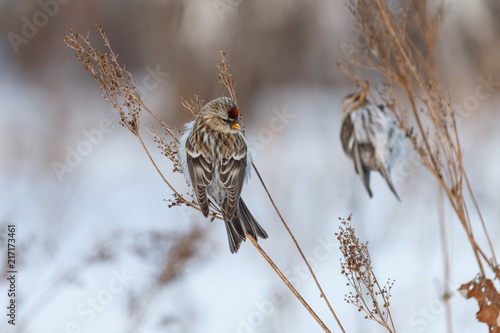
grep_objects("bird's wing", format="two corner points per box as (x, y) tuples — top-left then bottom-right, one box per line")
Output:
(340, 117), (355, 154)
(178, 120), (195, 182)
(352, 104), (403, 199)
(379, 165), (401, 201)
(351, 104), (387, 143)
(352, 104), (394, 165)
(186, 138), (214, 217)
(352, 141), (373, 198)
(219, 138), (247, 220)
(342, 113), (373, 197)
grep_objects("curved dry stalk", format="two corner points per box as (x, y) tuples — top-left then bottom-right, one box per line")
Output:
(217, 49), (238, 105)
(252, 163), (345, 332)
(463, 171), (499, 279)
(136, 133), (194, 209)
(438, 186), (454, 333)
(248, 235), (331, 333)
(404, 91), (486, 276)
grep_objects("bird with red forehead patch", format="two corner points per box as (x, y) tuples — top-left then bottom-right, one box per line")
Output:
(179, 97), (267, 253)
(340, 92), (406, 200)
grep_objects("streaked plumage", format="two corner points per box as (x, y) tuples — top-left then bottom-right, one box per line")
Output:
(340, 92), (405, 200)
(179, 97), (267, 253)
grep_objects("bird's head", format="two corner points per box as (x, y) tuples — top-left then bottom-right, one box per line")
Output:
(199, 97), (241, 134)
(341, 92), (368, 121)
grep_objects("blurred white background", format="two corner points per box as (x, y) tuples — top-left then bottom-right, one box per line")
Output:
(1, 0), (500, 332)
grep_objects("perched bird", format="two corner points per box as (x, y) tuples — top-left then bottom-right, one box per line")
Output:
(340, 92), (406, 200)
(179, 97), (268, 253)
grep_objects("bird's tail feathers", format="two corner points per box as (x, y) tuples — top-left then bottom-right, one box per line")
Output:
(239, 199), (268, 240)
(222, 199), (268, 254)
(223, 214), (246, 254)
(379, 167), (400, 201)
(361, 168), (373, 198)
(352, 144), (373, 198)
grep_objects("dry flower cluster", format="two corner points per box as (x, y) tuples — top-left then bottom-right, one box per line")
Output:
(337, 215), (396, 333)
(63, 26), (217, 218)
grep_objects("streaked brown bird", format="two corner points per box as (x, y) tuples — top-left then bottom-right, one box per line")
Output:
(179, 97), (268, 253)
(340, 92), (406, 200)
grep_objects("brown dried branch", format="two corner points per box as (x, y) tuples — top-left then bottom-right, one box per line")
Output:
(248, 235), (331, 333)
(62, 25), (208, 218)
(339, 0), (499, 281)
(337, 215), (396, 333)
(438, 187), (454, 333)
(181, 93), (204, 117)
(217, 49), (238, 104)
(251, 162), (345, 332)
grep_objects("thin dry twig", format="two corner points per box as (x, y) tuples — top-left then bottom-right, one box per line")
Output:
(63, 25), (194, 212)
(181, 94), (204, 118)
(438, 186), (454, 333)
(217, 50), (238, 105)
(252, 163), (345, 332)
(248, 235), (331, 333)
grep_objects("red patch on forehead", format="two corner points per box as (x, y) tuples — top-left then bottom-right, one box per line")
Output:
(345, 92), (357, 99)
(228, 107), (239, 119)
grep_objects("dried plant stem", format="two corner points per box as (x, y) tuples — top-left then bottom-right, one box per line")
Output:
(404, 89), (440, 173)
(136, 133), (197, 211)
(251, 163), (345, 333)
(341, 0), (499, 282)
(374, 273), (396, 332)
(404, 92), (486, 277)
(463, 172), (499, 279)
(247, 235), (331, 333)
(438, 186), (453, 333)
(371, 271), (396, 331)
(338, 217), (395, 332)
(137, 134), (176, 196)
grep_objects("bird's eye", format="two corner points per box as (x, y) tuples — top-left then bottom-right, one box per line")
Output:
(222, 119), (228, 123)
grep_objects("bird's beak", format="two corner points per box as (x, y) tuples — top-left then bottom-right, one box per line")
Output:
(231, 123), (241, 130)
(359, 92), (366, 101)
